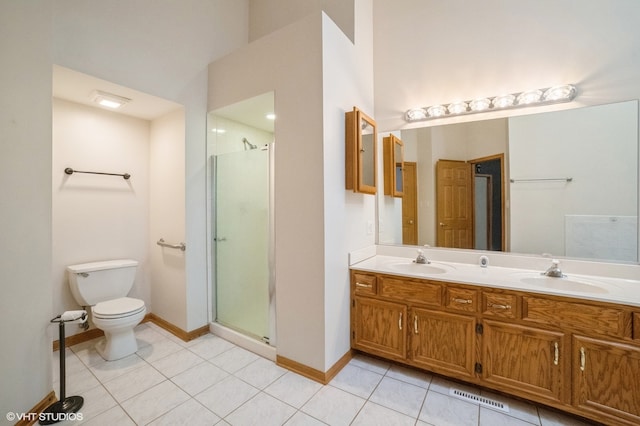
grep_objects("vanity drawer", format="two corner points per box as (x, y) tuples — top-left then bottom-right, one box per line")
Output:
(483, 292), (517, 319)
(446, 287), (478, 313)
(379, 276), (442, 307)
(353, 272), (377, 296)
(523, 297), (631, 338)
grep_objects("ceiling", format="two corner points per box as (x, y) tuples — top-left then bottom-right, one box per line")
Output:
(52, 65), (183, 121)
(210, 92), (275, 133)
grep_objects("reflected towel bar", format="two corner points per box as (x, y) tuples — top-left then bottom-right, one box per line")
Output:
(157, 238), (186, 251)
(65, 167), (131, 180)
(510, 177), (573, 183)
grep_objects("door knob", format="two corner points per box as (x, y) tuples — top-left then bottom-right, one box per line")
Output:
(408, 220), (414, 224)
(439, 222), (445, 227)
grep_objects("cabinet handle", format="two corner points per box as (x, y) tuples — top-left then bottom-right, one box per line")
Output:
(452, 298), (472, 304)
(553, 342), (559, 366)
(414, 315), (418, 334)
(488, 303), (511, 310)
(399, 313), (403, 330)
(355, 282), (372, 288)
(488, 302), (511, 310)
(580, 347), (586, 371)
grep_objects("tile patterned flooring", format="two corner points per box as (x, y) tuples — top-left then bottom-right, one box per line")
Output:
(52, 322), (595, 425)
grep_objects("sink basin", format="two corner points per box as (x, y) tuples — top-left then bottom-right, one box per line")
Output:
(514, 273), (608, 294)
(384, 261), (454, 275)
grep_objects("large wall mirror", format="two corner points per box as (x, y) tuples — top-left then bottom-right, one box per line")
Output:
(378, 100), (639, 264)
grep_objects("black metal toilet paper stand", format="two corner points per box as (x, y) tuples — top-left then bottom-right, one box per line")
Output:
(39, 315), (85, 425)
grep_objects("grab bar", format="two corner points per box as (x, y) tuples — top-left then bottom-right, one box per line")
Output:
(156, 238), (186, 251)
(510, 177), (573, 183)
(65, 167), (131, 180)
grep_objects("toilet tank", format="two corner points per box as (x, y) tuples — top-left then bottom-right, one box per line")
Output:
(67, 259), (138, 306)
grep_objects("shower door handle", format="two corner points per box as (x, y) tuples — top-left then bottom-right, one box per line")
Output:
(214, 237), (227, 242)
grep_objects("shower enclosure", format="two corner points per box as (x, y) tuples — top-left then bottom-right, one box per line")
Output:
(207, 92), (276, 349)
(214, 147), (271, 342)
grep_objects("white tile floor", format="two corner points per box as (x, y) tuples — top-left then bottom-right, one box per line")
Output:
(51, 322), (596, 425)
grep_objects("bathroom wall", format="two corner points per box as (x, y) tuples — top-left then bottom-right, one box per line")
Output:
(209, 3), (375, 372)
(249, 0), (354, 43)
(52, 99), (152, 333)
(0, 2), (53, 422)
(373, 1), (640, 131)
(209, 13), (325, 371)
(322, 0), (376, 369)
(149, 109), (187, 328)
(52, 0), (249, 332)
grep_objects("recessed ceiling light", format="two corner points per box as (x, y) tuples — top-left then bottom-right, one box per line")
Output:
(266, 113), (276, 120)
(91, 90), (131, 109)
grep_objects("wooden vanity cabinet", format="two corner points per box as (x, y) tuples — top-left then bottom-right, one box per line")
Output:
(572, 335), (640, 425)
(634, 313), (640, 340)
(482, 320), (569, 404)
(352, 272), (376, 296)
(350, 269), (640, 426)
(352, 296), (407, 361)
(410, 307), (476, 380)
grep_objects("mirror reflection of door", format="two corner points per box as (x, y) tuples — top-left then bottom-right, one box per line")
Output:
(436, 160), (473, 248)
(436, 156), (504, 250)
(402, 162), (418, 244)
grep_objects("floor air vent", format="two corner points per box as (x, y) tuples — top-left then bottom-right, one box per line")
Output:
(449, 388), (509, 413)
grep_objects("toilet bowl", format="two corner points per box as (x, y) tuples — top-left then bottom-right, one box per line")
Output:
(92, 297), (146, 360)
(67, 259), (146, 361)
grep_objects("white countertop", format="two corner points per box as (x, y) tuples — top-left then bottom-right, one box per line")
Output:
(351, 255), (640, 308)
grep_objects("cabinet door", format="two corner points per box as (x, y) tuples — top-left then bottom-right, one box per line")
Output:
(483, 320), (567, 404)
(410, 307), (476, 380)
(573, 335), (640, 425)
(352, 297), (407, 360)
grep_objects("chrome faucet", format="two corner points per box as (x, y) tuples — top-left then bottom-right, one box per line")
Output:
(415, 249), (429, 264)
(542, 259), (565, 278)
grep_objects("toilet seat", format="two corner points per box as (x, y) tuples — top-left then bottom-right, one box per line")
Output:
(93, 297), (145, 319)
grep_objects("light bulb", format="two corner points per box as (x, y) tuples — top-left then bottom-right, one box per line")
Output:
(447, 102), (468, 115)
(516, 89), (543, 105)
(543, 85), (576, 101)
(427, 105), (447, 117)
(492, 94), (515, 109)
(405, 108), (428, 121)
(469, 98), (491, 111)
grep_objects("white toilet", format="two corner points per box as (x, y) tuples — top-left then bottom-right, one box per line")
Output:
(67, 259), (146, 361)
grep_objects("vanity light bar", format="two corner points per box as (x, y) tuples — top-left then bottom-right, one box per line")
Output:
(404, 84), (577, 122)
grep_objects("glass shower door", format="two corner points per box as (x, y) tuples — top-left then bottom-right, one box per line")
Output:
(214, 148), (270, 341)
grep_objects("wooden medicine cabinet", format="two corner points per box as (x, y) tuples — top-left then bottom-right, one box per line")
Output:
(346, 107), (377, 195)
(383, 134), (404, 197)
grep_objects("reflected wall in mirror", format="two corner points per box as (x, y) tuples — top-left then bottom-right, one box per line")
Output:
(378, 100), (639, 264)
(346, 107), (377, 195)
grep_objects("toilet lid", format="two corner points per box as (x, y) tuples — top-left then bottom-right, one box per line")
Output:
(93, 297), (145, 318)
